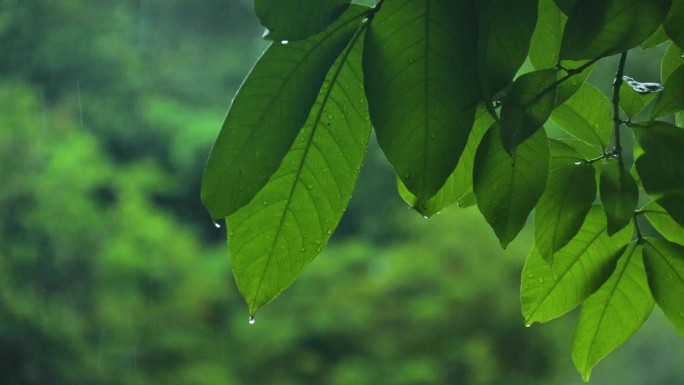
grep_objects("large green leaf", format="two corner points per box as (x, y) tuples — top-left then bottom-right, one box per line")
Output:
(644, 238), (684, 336)
(397, 106), (494, 217)
(661, 42), (684, 83)
(560, 0), (672, 60)
(255, 0), (351, 41)
(227, 28), (371, 315)
(651, 64), (684, 119)
(500, 69), (558, 153)
(522, 206), (632, 324)
(551, 83), (612, 150)
(201, 7), (366, 220)
(643, 201), (684, 246)
(664, 0), (684, 48)
(656, 193), (684, 228)
(473, 124), (549, 248)
(535, 140), (597, 262)
(600, 159), (638, 235)
(363, 0), (480, 206)
(572, 243), (654, 382)
(476, 0), (538, 96)
(619, 76), (660, 118)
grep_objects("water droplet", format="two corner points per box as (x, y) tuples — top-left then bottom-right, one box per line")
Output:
(408, 57), (414, 64)
(213, 221), (221, 229)
(525, 324), (532, 328)
(430, 133), (436, 139)
(326, 229), (332, 235)
(553, 274), (559, 281)
(280, 40), (289, 45)
(262, 200), (268, 205)
(538, 277), (544, 284)
(527, 273), (534, 278)
(316, 247), (322, 252)
(574, 161), (583, 166)
(307, 184), (314, 190)
(248, 316), (255, 325)
(327, 114), (334, 120)
(300, 247), (305, 252)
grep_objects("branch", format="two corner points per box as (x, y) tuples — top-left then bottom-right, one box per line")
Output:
(612, 52), (628, 166)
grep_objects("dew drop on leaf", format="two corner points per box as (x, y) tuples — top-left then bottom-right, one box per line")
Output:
(248, 316), (255, 325)
(280, 40), (289, 45)
(213, 221), (221, 229)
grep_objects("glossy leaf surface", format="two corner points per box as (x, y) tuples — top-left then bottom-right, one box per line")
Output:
(551, 83), (612, 150)
(227, 29), (371, 314)
(572, 243), (654, 382)
(255, 0), (350, 41)
(202, 7), (365, 219)
(644, 238), (684, 336)
(643, 201), (684, 246)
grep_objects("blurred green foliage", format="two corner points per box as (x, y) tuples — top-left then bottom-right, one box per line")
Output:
(1, 1), (683, 384)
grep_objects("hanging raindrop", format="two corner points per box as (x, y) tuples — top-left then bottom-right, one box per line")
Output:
(248, 316), (256, 325)
(213, 221), (221, 229)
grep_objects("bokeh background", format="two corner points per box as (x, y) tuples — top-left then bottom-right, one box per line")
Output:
(1, 1), (683, 384)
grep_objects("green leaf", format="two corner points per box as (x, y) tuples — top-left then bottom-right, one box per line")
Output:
(530, 0), (564, 70)
(634, 121), (684, 196)
(600, 159), (639, 235)
(255, 0), (351, 41)
(551, 83), (612, 150)
(656, 193), (684, 228)
(522, 206), (633, 324)
(619, 76), (660, 118)
(500, 69), (558, 153)
(643, 201), (684, 246)
(560, 0), (672, 60)
(473, 124), (549, 248)
(664, 0), (684, 48)
(535, 140), (597, 262)
(644, 238), (684, 336)
(572, 243), (654, 382)
(651, 64), (684, 119)
(397, 105), (495, 217)
(661, 42), (684, 83)
(363, 0), (480, 206)
(227, 28), (371, 314)
(641, 25), (671, 49)
(201, 7), (366, 220)
(554, 0), (579, 14)
(477, 0), (538, 96)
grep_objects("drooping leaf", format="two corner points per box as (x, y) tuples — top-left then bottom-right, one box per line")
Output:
(522, 206), (632, 324)
(473, 124), (549, 248)
(644, 238), (684, 336)
(477, 0), (538, 96)
(572, 243), (654, 382)
(643, 201), (684, 246)
(397, 105), (494, 217)
(664, 0), (684, 48)
(651, 64), (684, 119)
(600, 159), (639, 235)
(661, 42), (684, 83)
(363, 0), (480, 206)
(500, 69), (558, 153)
(535, 140), (597, 262)
(560, 0), (672, 60)
(551, 83), (612, 150)
(619, 76), (660, 118)
(227, 28), (371, 314)
(255, 0), (351, 41)
(201, 7), (366, 220)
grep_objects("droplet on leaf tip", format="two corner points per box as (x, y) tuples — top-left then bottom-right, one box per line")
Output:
(280, 40), (289, 45)
(213, 221), (221, 229)
(248, 316), (255, 325)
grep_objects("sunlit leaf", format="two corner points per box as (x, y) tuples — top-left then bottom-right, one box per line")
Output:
(651, 64), (684, 119)
(473, 124), (549, 248)
(255, 0), (351, 41)
(572, 243), (654, 382)
(477, 0), (538, 96)
(201, 7), (366, 220)
(551, 83), (612, 150)
(619, 77), (659, 118)
(500, 69), (557, 153)
(363, 0), (480, 206)
(560, 0), (672, 60)
(664, 0), (684, 48)
(227, 28), (371, 314)
(643, 201), (684, 246)
(600, 159), (638, 235)
(398, 106), (494, 217)
(535, 140), (596, 262)
(522, 206), (632, 324)
(644, 238), (684, 336)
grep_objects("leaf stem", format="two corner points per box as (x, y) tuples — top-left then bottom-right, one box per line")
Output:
(612, 52), (628, 167)
(633, 212), (644, 243)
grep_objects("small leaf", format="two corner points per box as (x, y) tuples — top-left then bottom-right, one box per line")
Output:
(477, 0), (538, 96)
(529, 0), (565, 70)
(201, 7), (366, 219)
(363, 0), (480, 205)
(522, 206), (633, 324)
(572, 243), (654, 382)
(535, 140), (597, 262)
(398, 105), (495, 217)
(551, 83), (612, 150)
(664, 0), (684, 48)
(600, 159), (639, 235)
(651, 64), (684, 119)
(473, 124), (549, 248)
(619, 77), (659, 118)
(644, 238), (684, 336)
(560, 0), (672, 60)
(643, 201), (684, 246)
(228, 28), (371, 314)
(661, 42), (684, 83)
(255, 0), (351, 41)
(500, 69), (558, 153)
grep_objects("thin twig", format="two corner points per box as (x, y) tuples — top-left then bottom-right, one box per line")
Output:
(612, 52), (628, 166)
